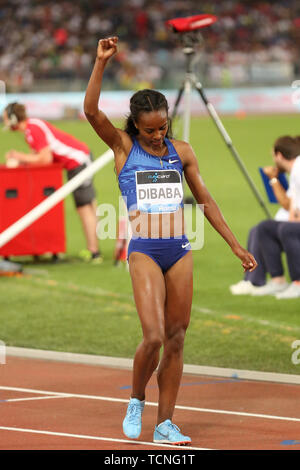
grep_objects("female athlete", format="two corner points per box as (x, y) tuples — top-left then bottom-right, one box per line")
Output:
(84, 36), (257, 445)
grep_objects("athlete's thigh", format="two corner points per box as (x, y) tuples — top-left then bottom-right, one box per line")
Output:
(164, 251), (193, 335)
(129, 252), (166, 337)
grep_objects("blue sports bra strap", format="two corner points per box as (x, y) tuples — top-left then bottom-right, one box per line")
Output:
(165, 138), (178, 157)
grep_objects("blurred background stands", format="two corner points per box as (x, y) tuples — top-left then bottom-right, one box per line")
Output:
(0, 0), (300, 92)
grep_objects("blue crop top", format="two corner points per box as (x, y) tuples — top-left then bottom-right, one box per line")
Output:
(118, 137), (184, 214)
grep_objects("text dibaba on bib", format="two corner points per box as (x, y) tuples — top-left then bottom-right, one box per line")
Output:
(135, 169), (183, 214)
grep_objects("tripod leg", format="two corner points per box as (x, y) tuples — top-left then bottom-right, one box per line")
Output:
(171, 85), (185, 121)
(193, 78), (272, 219)
(172, 78), (192, 141)
(171, 79), (194, 203)
(183, 77), (192, 142)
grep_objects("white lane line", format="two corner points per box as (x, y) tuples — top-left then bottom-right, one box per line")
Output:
(0, 426), (209, 450)
(0, 385), (299, 423)
(0, 386), (72, 397)
(4, 395), (68, 403)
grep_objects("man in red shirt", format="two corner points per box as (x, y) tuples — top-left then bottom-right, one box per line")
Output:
(3, 102), (102, 262)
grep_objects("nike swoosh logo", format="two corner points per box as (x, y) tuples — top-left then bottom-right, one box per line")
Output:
(182, 243), (190, 249)
(156, 429), (169, 439)
(169, 159), (178, 164)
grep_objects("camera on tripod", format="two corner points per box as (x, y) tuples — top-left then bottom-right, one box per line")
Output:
(164, 14), (271, 217)
(165, 14), (217, 51)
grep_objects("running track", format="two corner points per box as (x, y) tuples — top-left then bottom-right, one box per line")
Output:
(0, 348), (300, 451)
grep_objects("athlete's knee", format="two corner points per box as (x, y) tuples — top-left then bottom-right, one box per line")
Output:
(165, 326), (188, 353)
(143, 332), (164, 354)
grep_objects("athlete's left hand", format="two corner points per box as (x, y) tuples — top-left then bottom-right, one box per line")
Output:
(232, 245), (258, 272)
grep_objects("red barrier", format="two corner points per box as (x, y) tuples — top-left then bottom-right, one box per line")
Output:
(0, 164), (66, 257)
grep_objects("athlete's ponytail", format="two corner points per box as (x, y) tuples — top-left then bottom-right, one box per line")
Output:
(124, 114), (139, 137)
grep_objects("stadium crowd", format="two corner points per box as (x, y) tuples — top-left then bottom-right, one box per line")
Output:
(0, 0), (300, 91)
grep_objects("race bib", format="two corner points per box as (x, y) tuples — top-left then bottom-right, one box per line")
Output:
(135, 170), (183, 213)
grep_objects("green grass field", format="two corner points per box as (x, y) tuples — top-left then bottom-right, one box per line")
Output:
(0, 113), (299, 374)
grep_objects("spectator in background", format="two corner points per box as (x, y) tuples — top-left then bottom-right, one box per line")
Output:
(2, 102), (102, 263)
(1, 0), (300, 92)
(230, 135), (300, 299)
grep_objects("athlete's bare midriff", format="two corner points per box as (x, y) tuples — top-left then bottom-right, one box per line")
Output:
(128, 207), (185, 238)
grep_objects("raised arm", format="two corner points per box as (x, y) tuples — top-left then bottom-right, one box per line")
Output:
(84, 37), (126, 155)
(181, 142), (257, 272)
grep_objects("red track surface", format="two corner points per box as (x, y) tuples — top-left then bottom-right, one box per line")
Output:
(0, 355), (299, 450)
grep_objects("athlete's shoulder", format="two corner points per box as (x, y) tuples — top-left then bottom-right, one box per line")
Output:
(169, 138), (193, 152)
(169, 138), (196, 164)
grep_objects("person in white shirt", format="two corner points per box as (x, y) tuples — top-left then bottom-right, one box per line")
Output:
(230, 135), (300, 299)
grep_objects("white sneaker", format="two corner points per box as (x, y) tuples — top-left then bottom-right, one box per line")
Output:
(275, 283), (300, 299)
(230, 280), (259, 295)
(251, 280), (289, 296)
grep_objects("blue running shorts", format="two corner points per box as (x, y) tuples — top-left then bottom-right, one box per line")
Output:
(127, 235), (191, 273)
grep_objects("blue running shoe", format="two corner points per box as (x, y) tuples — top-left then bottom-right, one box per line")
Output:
(153, 419), (191, 445)
(122, 398), (145, 439)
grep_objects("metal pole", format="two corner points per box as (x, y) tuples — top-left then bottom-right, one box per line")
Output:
(193, 78), (272, 218)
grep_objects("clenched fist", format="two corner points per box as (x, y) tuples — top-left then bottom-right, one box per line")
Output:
(97, 36), (118, 61)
